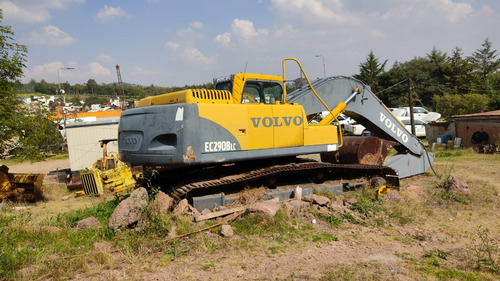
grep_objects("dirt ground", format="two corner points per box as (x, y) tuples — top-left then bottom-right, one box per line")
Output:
(3, 151), (500, 280)
(5, 158), (70, 174)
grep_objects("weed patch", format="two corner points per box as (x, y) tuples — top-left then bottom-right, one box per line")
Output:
(466, 226), (500, 274)
(317, 213), (342, 226)
(320, 263), (382, 281)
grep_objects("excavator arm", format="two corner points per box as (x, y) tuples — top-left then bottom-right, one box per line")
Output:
(287, 76), (434, 178)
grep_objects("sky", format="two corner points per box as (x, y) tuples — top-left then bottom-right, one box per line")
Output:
(2, 0), (500, 87)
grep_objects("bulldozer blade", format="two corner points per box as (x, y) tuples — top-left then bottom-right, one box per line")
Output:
(0, 165), (45, 202)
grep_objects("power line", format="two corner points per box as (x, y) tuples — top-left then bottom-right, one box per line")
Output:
(375, 79), (408, 95)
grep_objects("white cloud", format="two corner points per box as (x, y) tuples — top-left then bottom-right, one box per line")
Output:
(270, 0), (347, 25)
(232, 19), (268, 41)
(95, 6), (127, 23)
(175, 21), (205, 43)
(165, 41), (179, 50)
(369, 29), (386, 39)
(0, 0), (84, 23)
(27, 61), (113, 84)
(25, 25), (75, 46)
(165, 22), (217, 66)
(425, 0), (473, 22)
(96, 53), (114, 63)
(87, 62), (112, 76)
(215, 18), (269, 48)
(215, 32), (231, 47)
(179, 47), (217, 65)
(131, 66), (158, 76)
(30, 61), (66, 79)
(190, 21), (203, 29)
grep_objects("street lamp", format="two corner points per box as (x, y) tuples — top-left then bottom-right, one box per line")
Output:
(315, 55), (326, 78)
(56, 67), (74, 134)
(57, 67), (74, 96)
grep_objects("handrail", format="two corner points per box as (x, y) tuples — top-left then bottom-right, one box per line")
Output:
(282, 57), (344, 147)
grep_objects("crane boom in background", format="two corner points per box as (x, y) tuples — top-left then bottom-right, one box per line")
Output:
(116, 65), (125, 109)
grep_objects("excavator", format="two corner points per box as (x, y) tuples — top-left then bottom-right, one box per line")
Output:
(118, 58), (434, 201)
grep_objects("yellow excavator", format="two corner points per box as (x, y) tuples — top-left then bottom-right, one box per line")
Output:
(118, 58), (433, 201)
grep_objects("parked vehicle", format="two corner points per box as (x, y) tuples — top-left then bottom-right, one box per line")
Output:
(399, 117), (426, 137)
(395, 107), (441, 122)
(344, 122), (368, 136)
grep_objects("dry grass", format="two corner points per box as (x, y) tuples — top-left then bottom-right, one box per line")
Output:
(2, 148), (500, 280)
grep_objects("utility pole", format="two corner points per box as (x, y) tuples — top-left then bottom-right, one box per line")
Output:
(408, 78), (416, 135)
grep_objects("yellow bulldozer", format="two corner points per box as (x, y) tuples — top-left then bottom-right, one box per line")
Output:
(0, 165), (45, 202)
(78, 139), (137, 196)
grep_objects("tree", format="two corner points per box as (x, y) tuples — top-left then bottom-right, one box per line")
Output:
(471, 38), (500, 79)
(0, 10), (62, 160)
(34, 79), (55, 95)
(85, 79), (98, 95)
(84, 96), (108, 108)
(433, 93), (490, 117)
(353, 51), (387, 94)
(12, 111), (64, 161)
(379, 56), (446, 108)
(0, 10), (28, 156)
(441, 47), (474, 95)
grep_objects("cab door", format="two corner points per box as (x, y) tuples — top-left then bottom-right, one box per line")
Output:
(272, 104), (305, 148)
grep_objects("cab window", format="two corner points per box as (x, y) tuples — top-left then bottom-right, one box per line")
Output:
(242, 81), (283, 104)
(215, 81), (232, 92)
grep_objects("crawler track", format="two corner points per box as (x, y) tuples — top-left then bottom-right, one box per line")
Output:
(148, 160), (399, 202)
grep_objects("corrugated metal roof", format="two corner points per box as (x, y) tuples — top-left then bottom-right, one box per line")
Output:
(52, 109), (123, 120)
(76, 110), (122, 119)
(450, 110), (500, 119)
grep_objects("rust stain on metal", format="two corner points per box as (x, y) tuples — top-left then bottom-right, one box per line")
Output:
(183, 146), (196, 163)
(332, 136), (396, 166)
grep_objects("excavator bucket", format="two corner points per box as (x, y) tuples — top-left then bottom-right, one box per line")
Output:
(0, 165), (45, 202)
(321, 136), (396, 166)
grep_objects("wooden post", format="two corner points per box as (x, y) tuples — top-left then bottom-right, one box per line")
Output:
(408, 78), (416, 135)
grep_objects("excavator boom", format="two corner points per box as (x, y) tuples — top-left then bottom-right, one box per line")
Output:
(287, 76), (434, 178)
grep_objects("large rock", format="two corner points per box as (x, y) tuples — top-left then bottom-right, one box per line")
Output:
(151, 191), (174, 215)
(173, 198), (189, 214)
(76, 216), (101, 229)
(331, 195), (345, 207)
(283, 200), (310, 217)
(447, 175), (470, 193)
(220, 224), (234, 237)
(303, 194), (330, 206)
(247, 201), (281, 217)
(382, 189), (405, 202)
(108, 187), (149, 230)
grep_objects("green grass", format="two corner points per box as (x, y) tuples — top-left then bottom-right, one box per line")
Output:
(317, 213), (342, 226)
(0, 221), (114, 280)
(47, 194), (126, 227)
